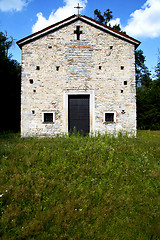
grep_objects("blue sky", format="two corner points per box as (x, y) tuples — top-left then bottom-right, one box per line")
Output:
(0, 0), (160, 75)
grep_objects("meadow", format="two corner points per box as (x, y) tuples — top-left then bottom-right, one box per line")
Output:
(0, 131), (160, 240)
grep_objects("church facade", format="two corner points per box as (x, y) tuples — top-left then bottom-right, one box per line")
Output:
(17, 14), (140, 137)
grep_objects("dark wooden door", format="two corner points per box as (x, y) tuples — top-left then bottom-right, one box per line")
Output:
(68, 95), (90, 135)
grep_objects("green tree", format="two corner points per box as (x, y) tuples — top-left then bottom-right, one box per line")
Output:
(0, 31), (21, 132)
(155, 49), (160, 81)
(137, 84), (160, 130)
(136, 50), (160, 130)
(104, 9), (113, 25)
(135, 49), (152, 89)
(94, 9), (126, 34)
(94, 9), (113, 25)
(0, 32), (13, 58)
(94, 9), (105, 23)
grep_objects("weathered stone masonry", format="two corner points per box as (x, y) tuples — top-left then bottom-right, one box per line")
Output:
(17, 15), (140, 137)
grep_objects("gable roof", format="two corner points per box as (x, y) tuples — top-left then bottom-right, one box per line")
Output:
(17, 14), (140, 49)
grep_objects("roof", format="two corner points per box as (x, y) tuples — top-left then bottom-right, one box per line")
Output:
(17, 14), (141, 49)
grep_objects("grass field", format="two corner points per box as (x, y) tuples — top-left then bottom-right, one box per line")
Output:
(0, 131), (160, 239)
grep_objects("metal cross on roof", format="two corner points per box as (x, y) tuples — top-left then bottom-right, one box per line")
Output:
(74, 3), (83, 15)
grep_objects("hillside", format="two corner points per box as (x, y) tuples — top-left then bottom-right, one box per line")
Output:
(0, 131), (160, 239)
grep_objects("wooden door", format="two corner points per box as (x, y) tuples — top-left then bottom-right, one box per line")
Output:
(68, 95), (90, 135)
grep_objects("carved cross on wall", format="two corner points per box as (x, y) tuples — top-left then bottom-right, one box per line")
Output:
(74, 26), (82, 40)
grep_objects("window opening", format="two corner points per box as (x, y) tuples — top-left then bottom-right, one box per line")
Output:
(56, 66), (60, 71)
(42, 112), (55, 123)
(105, 113), (114, 122)
(29, 79), (33, 84)
(124, 81), (127, 85)
(36, 66), (40, 70)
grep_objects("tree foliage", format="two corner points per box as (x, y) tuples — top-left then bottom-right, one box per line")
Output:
(137, 51), (160, 130)
(135, 49), (152, 89)
(0, 31), (21, 132)
(155, 49), (160, 81)
(94, 9), (126, 34)
(94, 9), (113, 25)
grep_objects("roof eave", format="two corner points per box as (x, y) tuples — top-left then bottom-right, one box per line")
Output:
(81, 15), (141, 47)
(17, 14), (140, 49)
(17, 14), (78, 48)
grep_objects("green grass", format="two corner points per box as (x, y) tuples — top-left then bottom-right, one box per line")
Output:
(0, 131), (160, 240)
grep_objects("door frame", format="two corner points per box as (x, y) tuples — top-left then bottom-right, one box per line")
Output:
(63, 90), (95, 134)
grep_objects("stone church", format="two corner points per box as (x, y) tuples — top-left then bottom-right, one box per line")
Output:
(17, 14), (140, 137)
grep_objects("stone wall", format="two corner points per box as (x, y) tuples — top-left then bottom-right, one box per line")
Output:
(21, 19), (136, 137)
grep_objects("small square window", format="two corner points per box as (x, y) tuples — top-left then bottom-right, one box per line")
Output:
(29, 79), (33, 84)
(44, 113), (53, 122)
(121, 90), (123, 93)
(42, 112), (55, 123)
(99, 66), (102, 70)
(110, 46), (113, 50)
(32, 110), (35, 114)
(56, 66), (60, 71)
(104, 112), (115, 123)
(121, 66), (124, 70)
(36, 66), (40, 70)
(124, 81), (127, 85)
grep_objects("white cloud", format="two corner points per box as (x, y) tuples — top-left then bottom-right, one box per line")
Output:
(109, 18), (121, 27)
(124, 0), (160, 38)
(32, 0), (87, 33)
(0, 0), (29, 12)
